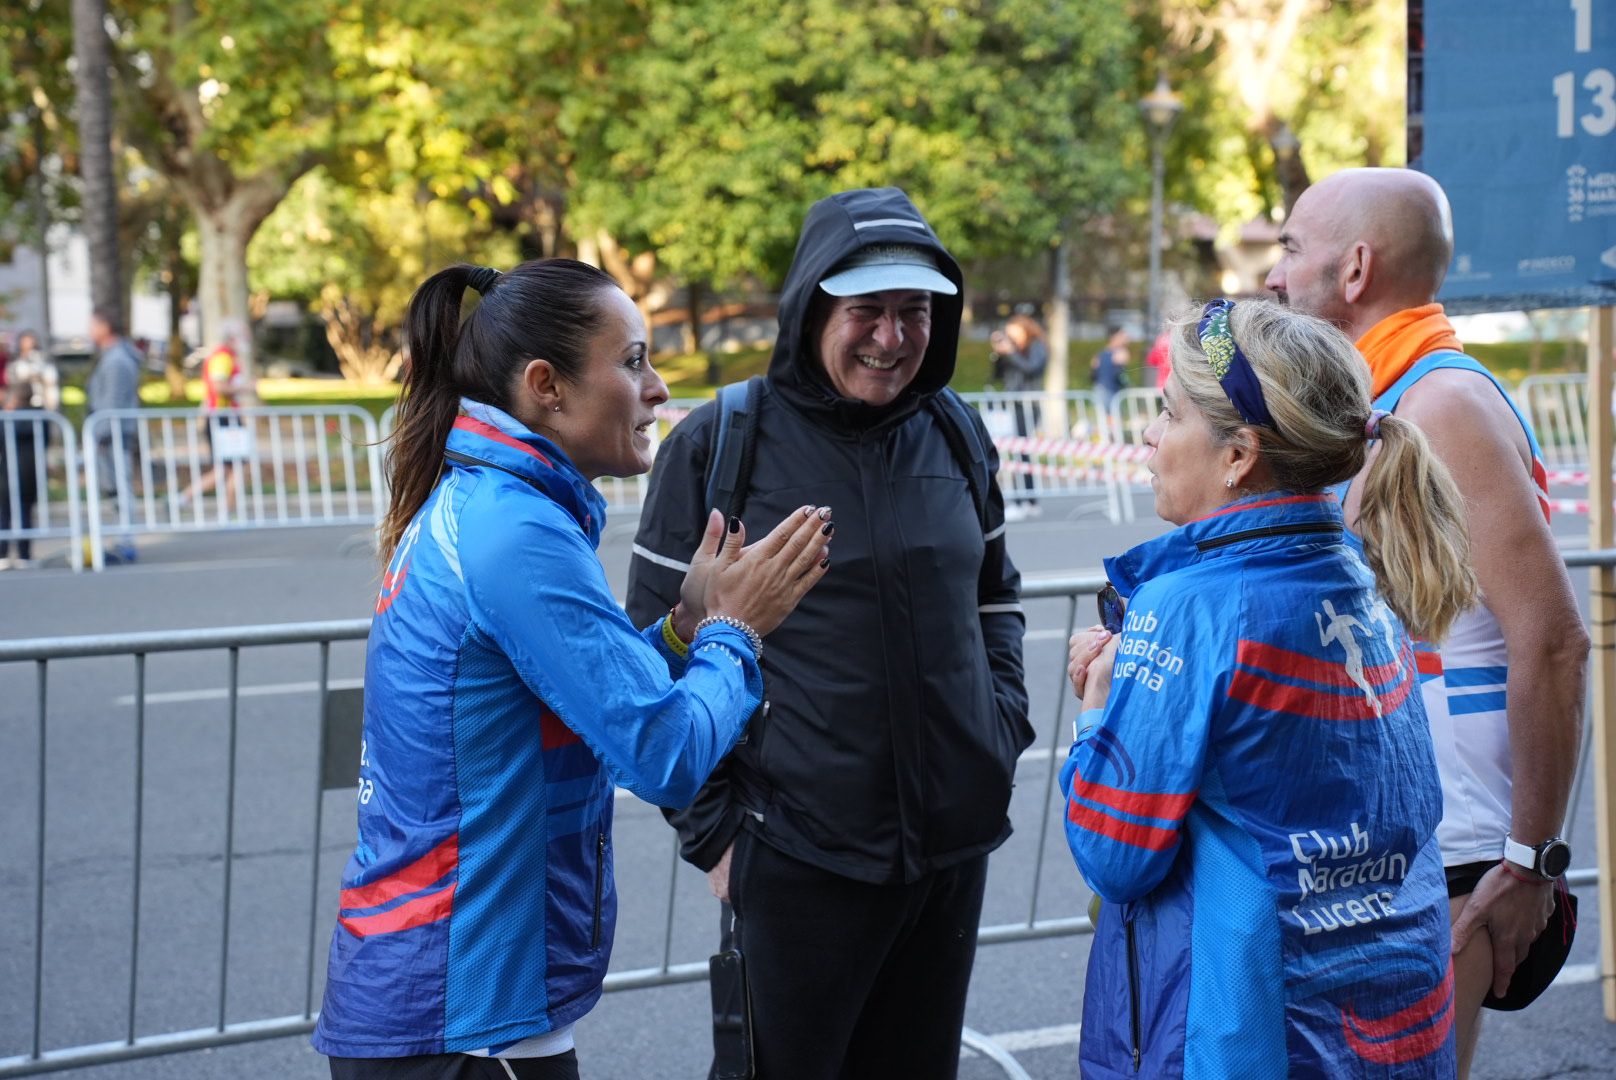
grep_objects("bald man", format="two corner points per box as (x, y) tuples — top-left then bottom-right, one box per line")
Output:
(1268, 167), (1587, 1076)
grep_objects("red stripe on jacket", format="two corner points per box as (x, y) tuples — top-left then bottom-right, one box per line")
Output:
(452, 416), (554, 467)
(1342, 963), (1455, 1064)
(1237, 639), (1406, 693)
(1195, 493), (1334, 521)
(340, 834), (459, 911)
(1228, 664), (1414, 722)
(1067, 800), (1181, 851)
(1069, 769), (1196, 823)
(339, 882), (456, 938)
(541, 706), (582, 750)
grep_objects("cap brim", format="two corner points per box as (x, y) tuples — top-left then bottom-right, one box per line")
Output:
(819, 264), (958, 297)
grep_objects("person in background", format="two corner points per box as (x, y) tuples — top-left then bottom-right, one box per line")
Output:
(1, 331), (61, 569)
(0, 377), (40, 569)
(8, 331), (60, 412)
(1064, 298), (1471, 1077)
(87, 309), (144, 499)
(312, 259), (832, 1080)
(1089, 324), (1130, 407)
(1144, 328), (1172, 389)
(179, 323), (253, 512)
(1267, 167), (1587, 1077)
(990, 312), (1049, 521)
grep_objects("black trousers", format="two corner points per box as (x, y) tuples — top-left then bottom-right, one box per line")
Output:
(329, 1050), (578, 1080)
(725, 830), (989, 1080)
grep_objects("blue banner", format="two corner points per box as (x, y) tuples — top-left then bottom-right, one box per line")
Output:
(1419, 0), (1616, 312)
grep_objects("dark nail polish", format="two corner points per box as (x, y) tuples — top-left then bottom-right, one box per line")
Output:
(819, 557), (830, 569)
(821, 523), (834, 536)
(818, 507), (832, 520)
(728, 516), (740, 533)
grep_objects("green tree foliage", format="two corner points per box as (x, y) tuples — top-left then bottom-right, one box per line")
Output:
(0, 0), (76, 258)
(571, 0), (1140, 291)
(1158, 0), (1404, 229)
(109, 0), (381, 376)
(249, 168), (519, 383)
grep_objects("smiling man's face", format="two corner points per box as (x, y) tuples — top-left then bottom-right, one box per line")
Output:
(814, 290), (933, 406)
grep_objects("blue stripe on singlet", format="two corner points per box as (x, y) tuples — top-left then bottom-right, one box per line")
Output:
(1443, 666), (1507, 688)
(1448, 691), (1508, 716)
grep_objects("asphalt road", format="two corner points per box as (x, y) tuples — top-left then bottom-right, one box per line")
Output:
(1, 487), (1613, 1080)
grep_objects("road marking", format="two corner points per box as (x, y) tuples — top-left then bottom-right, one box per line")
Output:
(1555, 962), (1597, 987)
(960, 1023), (1082, 1056)
(963, 967), (1600, 1058)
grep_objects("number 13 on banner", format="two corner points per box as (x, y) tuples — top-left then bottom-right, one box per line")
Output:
(1556, 0), (1614, 137)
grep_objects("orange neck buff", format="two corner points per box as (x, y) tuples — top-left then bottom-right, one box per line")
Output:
(1354, 303), (1464, 398)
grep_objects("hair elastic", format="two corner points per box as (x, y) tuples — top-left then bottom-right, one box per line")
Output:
(1365, 409), (1390, 440)
(466, 265), (502, 294)
(1197, 299), (1277, 431)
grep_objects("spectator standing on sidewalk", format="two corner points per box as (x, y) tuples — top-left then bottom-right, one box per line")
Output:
(991, 313), (1048, 520)
(0, 377), (40, 569)
(9, 331), (60, 411)
(1089, 325), (1130, 408)
(87, 309), (143, 498)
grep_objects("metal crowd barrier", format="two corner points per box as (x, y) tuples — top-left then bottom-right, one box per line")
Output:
(3, 552), (1613, 1076)
(80, 407), (385, 571)
(0, 412), (84, 573)
(1518, 373), (1591, 472)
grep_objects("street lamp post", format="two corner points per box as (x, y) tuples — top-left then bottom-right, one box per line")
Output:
(1140, 72), (1183, 338)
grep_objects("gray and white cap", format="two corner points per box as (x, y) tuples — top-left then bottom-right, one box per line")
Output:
(818, 243), (958, 297)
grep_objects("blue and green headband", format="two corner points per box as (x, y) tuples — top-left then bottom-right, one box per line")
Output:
(1197, 299), (1277, 431)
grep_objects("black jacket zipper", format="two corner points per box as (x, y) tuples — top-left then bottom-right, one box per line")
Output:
(1125, 917), (1142, 1072)
(1194, 520), (1342, 553)
(591, 831), (606, 949)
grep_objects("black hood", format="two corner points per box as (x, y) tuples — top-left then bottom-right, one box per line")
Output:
(768, 187), (964, 431)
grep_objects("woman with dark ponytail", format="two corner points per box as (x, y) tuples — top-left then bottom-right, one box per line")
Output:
(314, 260), (832, 1078)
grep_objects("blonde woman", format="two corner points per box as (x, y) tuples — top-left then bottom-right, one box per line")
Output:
(1063, 299), (1474, 1077)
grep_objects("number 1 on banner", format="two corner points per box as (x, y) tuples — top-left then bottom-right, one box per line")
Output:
(1573, 0), (1592, 53)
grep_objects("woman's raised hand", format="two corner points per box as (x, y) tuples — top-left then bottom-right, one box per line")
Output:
(703, 506), (833, 637)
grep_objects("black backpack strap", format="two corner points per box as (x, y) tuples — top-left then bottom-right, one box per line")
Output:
(926, 388), (992, 531)
(704, 377), (764, 520)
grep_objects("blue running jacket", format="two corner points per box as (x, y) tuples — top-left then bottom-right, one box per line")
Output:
(312, 401), (762, 1058)
(1062, 492), (1455, 1078)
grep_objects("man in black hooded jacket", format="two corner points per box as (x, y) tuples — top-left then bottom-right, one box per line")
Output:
(627, 187), (1031, 1078)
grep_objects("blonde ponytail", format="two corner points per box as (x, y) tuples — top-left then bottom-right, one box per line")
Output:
(1356, 415), (1477, 642)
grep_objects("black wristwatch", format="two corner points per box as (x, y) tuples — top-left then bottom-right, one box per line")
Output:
(1503, 835), (1572, 879)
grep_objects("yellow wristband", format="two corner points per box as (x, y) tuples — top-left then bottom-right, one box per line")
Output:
(661, 612), (691, 658)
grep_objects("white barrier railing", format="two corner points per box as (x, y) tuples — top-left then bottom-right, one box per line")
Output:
(959, 391), (1129, 521)
(1519, 373), (1591, 471)
(80, 407), (384, 571)
(0, 411), (85, 572)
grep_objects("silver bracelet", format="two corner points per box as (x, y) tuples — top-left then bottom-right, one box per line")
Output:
(694, 614), (763, 661)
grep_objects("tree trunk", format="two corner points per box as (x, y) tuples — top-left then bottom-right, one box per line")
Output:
(165, 250), (187, 398)
(1044, 233), (1072, 439)
(195, 203), (253, 375)
(71, 0), (122, 320)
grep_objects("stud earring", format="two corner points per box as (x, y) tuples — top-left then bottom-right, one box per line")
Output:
(1224, 477), (1235, 488)
(553, 405), (562, 412)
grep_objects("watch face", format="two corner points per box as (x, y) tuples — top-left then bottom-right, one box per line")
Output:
(1541, 840), (1572, 878)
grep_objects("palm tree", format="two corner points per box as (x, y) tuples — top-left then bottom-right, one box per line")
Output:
(72, 0), (122, 322)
